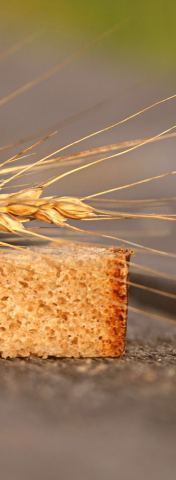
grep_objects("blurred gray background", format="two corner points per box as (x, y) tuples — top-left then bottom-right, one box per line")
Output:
(0, 3), (176, 479)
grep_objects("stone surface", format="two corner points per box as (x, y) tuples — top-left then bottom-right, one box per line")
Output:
(0, 339), (176, 480)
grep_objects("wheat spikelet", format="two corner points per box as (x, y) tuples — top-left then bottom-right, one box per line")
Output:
(0, 183), (175, 238)
(0, 95), (175, 259)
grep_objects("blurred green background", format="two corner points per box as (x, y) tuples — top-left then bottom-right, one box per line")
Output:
(1, 0), (176, 70)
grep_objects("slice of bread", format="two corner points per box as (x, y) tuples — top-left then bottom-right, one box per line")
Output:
(0, 244), (131, 358)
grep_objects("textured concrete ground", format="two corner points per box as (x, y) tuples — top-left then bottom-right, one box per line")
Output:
(0, 340), (176, 480)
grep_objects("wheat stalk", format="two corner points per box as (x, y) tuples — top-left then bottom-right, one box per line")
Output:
(0, 95), (175, 255)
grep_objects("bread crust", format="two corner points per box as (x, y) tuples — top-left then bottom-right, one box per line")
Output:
(107, 248), (131, 356)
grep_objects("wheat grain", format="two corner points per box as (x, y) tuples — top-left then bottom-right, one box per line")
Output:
(0, 186), (175, 238)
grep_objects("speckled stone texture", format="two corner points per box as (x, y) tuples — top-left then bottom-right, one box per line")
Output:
(0, 340), (176, 480)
